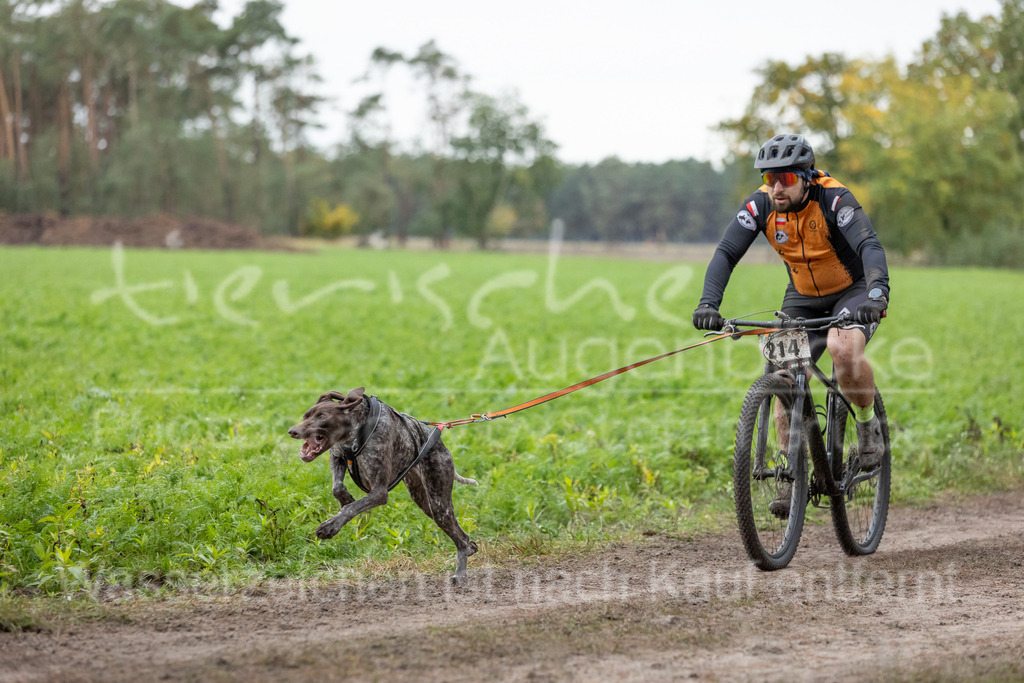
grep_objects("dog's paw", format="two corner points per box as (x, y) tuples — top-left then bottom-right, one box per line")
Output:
(315, 521), (340, 539)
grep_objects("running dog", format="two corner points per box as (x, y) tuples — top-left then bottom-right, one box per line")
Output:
(288, 387), (478, 584)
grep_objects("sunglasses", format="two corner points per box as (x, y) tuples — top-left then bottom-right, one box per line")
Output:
(762, 171), (805, 187)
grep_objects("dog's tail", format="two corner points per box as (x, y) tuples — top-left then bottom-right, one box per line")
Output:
(454, 470), (479, 486)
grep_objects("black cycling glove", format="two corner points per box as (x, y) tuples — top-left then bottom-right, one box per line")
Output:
(854, 298), (887, 325)
(692, 304), (724, 331)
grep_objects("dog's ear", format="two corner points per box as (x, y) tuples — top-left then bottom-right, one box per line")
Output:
(316, 388), (365, 410)
(335, 387), (365, 409)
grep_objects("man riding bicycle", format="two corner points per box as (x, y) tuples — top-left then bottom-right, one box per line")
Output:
(692, 133), (890, 511)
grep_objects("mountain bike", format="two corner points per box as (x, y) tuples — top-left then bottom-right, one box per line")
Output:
(722, 312), (891, 571)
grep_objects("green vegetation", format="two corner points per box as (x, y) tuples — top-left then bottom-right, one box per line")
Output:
(1, 245), (1022, 596)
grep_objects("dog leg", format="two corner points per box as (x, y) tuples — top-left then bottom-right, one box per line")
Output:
(450, 540), (478, 586)
(406, 467), (476, 585)
(447, 521), (478, 586)
(316, 487), (388, 540)
(329, 454), (356, 508)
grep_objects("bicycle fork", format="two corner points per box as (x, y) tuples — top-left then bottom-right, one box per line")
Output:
(787, 373), (808, 476)
(751, 371), (810, 485)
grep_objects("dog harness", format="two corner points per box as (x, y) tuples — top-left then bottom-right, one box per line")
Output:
(343, 395), (444, 494)
(340, 395), (382, 493)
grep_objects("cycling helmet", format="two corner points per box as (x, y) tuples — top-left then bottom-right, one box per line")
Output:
(754, 134), (815, 171)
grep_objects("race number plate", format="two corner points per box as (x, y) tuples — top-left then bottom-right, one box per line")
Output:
(758, 330), (812, 364)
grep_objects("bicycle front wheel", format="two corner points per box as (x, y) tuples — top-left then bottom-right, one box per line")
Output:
(733, 373), (808, 571)
(829, 389), (891, 555)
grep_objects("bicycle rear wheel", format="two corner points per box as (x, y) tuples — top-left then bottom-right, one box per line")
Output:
(734, 373), (808, 571)
(829, 389), (891, 555)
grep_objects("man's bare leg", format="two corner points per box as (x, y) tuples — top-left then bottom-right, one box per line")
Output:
(828, 327), (884, 468)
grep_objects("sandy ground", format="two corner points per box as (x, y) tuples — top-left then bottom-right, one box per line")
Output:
(2, 491), (1022, 682)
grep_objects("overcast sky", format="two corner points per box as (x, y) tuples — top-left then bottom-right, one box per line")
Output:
(217, 0), (1004, 165)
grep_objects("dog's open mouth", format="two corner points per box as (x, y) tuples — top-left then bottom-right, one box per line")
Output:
(299, 433), (327, 462)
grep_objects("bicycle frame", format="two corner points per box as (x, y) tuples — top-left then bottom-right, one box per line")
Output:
(769, 361), (849, 499)
(729, 313), (864, 499)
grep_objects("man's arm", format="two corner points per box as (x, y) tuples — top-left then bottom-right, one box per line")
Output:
(831, 191), (890, 300)
(699, 194), (765, 308)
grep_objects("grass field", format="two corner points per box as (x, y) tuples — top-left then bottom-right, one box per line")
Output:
(1, 244), (1022, 595)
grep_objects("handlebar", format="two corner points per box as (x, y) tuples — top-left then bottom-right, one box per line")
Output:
(718, 311), (855, 334)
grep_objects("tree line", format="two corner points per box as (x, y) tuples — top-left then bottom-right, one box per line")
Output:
(718, 2), (1024, 266)
(1, 0), (1022, 263)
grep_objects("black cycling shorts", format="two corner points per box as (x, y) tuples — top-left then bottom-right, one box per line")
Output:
(781, 281), (878, 362)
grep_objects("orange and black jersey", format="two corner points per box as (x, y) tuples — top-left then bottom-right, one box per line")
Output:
(699, 172), (889, 307)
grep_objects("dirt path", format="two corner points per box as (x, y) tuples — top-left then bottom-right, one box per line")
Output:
(2, 492), (1023, 682)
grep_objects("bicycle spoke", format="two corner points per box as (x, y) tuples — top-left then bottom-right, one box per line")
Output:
(829, 390), (891, 555)
(734, 375), (808, 570)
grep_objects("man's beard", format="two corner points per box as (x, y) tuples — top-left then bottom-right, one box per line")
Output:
(771, 189), (808, 213)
